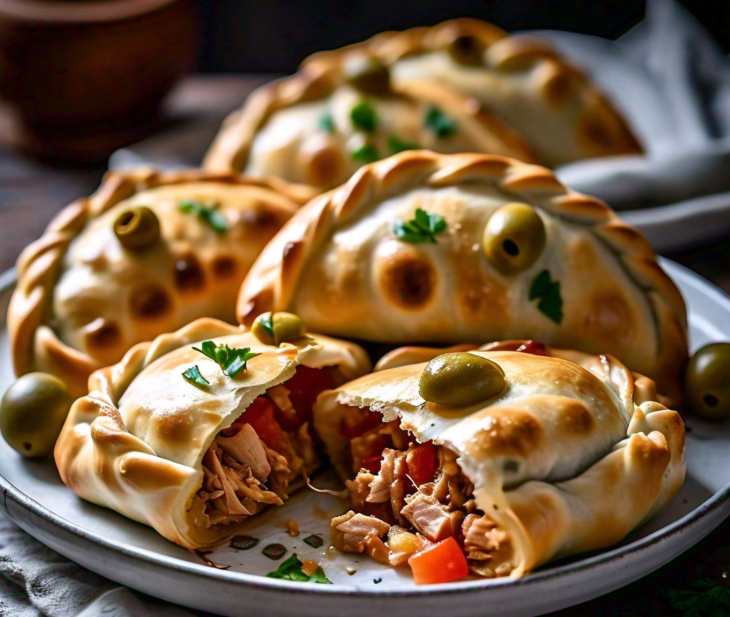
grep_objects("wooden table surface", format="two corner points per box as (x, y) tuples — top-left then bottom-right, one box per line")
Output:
(1, 74), (729, 616)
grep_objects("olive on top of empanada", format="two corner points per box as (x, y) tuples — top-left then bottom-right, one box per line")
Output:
(304, 18), (642, 167)
(203, 58), (536, 190)
(55, 316), (371, 551)
(8, 169), (315, 398)
(313, 342), (685, 581)
(237, 151), (687, 401)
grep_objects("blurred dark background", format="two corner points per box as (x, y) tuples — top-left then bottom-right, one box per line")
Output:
(194, 0), (730, 73)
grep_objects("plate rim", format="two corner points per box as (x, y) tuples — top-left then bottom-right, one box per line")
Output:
(2, 260), (730, 598)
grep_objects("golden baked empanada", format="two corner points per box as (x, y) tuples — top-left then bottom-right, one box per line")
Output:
(314, 343), (685, 579)
(237, 152), (687, 400)
(8, 169), (314, 397)
(55, 317), (370, 550)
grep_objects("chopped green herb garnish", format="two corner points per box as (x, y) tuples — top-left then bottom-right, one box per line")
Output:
(262, 543), (288, 560)
(351, 144), (380, 163)
(387, 135), (421, 155)
(257, 314), (274, 341)
(350, 101), (378, 132)
(193, 341), (260, 377)
(394, 208), (447, 244)
(266, 554), (331, 584)
(667, 578), (730, 616)
(303, 534), (324, 548)
(529, 270), (563, 324)
(178, 200), (229, 234)
(182, 365), (209, 388)
(319, 111), (335, 134)
(424, 106), (457, 138)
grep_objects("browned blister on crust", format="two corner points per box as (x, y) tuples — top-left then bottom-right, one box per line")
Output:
(237, 152), (687, 402)
(203, 59), (537, 190)
(313, 344), (685, 578)
(55, 317), (371, 550)
(303, 18), (642, 167)
(8, 169), (316, 397)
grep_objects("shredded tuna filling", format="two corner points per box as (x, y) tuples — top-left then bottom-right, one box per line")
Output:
(193, 366), (334, 529)
(332, 406), (515, 578)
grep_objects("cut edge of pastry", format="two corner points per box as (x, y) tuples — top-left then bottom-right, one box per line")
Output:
(302, 17), (643, 162)
(236, 151), (688, 400)
(7, 168), (315, 399)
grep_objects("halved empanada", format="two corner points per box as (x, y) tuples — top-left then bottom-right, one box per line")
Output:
(203, 60), (536, 190)
(237, 152), (687, 400)
(55, 317), (370, 550)
(8, 169), (314, 397)
(313, 343), (685, 579)
(305, 18), (642, 167)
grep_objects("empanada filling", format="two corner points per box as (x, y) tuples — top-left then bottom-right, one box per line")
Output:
(193, 366), (337, 529)
(330, 406), (515, 578)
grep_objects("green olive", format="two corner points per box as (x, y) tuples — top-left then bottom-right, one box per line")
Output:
(344, 55), (391, 95)
(685, 342), (730, 419)
(419, 352), (506, 407)
(113, 206), (161, 251)
(483, 203), (546, 275)
(0, 373), (73, 458)
(445, 34), (485, 67)
(251, 312), (307, 346)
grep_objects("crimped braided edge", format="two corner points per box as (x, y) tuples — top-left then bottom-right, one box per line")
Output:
(238, 151), (687, 393)
(7, 168), (315, 397)
(202, 58), (538, 178)
(302, 17), (643, 159)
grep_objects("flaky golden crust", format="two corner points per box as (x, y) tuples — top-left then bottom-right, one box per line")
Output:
(8, 169), (315, 398)
(237, 152), (687, 401)
(303, 18), (642, 167)
(202, 61), (537, 189)
(55, 317), (371, 550)
(313, 346), (685, 578)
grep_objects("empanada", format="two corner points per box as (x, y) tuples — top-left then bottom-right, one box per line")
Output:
(313, 342), (685, 579)
(8, 169), (313, 397)
(305, 18), (642, 167)
(203, 60), (536, 190)
(55, 317), (370, 550)
(237, 152), (687, 400)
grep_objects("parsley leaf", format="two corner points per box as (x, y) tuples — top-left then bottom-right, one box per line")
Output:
(529, 270), (563, 324)
(388, 135), (421, 155)
(350, 101), (378, 132)
(178, 200), (229, 234)
(266, 554), (331, 584)
(351, 144), (380, 164)
(424, 106), (457, 138)
(394, 208), (447, 244)
(257, 314), (274, 341)
(319, 111), (335, 134)
(193, 341), (260, 377)
(668, 579), (730, 617)
(182, 365), (209, 388)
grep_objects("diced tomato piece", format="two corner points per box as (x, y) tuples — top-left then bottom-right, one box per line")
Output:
(239, 397), (288, 454)
(406, 441), (438, 488)
(362, 455), (384, 474)
(275, 366), (337, 431)
(341, 410), (383, 439)
(482, 340), (548, 356)
(515, 340), (548, 356)
(408, 537), (469, 585)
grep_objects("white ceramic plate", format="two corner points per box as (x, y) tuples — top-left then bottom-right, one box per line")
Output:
(1, 260), (729, 617)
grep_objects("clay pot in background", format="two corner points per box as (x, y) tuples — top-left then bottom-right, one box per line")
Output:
(0, 0), (198, 164)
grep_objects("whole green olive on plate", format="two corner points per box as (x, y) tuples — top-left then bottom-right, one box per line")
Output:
(252, 312), (307, 346)
(344, 56), (391, 95)
(483, 203), (546, 275)
(0, 373), (73, 457)
(445, 34), (485, 67)
(419, 352), (506, 407)
(113, 206), (161, 251)
(685, 342), (730, 419)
